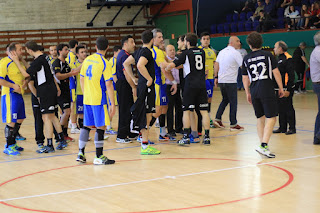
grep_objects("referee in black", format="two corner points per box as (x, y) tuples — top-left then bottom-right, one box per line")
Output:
(273, 41), (296, 135)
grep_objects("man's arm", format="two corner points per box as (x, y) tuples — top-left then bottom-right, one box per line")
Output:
(8, 51), (29, 78)
(0, 79), (21, 94)
(123, 55), (138, 88)
(301, 56), (310, 67)
(242, 75), (252, 104)
(28, 80), (37, 97)
(272, 68), (284, 98)
(214, 62), (220, 87)
(106, 80), (115, 118)
(137, 56), (153, 87)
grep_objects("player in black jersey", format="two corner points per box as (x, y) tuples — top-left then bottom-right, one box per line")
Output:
(52, 44), (79, 142)
(122, 30), (161, 155)
(166, 33), (211, 146)
(10, 41), (68, 153)
(242, 32), (284, 158)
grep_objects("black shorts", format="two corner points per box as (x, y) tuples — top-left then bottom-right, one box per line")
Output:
(137, 84), (156, 114)
(57, 92), (71, 110)
(182, 87), (208, 111)
(39, 95), (58, 114)
(251, 96), (278, 118)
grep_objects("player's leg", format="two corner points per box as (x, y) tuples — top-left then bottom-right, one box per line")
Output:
(214, 83), (228, 128)
(92, 105), (115, 165)
(206, 79), (214, 128)
(70, 89), (80, 134)
(198, 88), (211, 145)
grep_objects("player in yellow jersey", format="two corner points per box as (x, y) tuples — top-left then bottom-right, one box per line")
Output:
(49, 45), (58, 64)
(69, 45), (86, 133)
(0, 43), (27, 155)
(106, 45), (121, 135)
(150, 28), (177, 141)
(66, 39), (79, 133)
(199, 32), (217, 128)
(76, 36), (115, 165)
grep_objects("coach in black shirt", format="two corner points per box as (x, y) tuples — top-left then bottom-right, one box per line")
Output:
(273, 41), (296, 135)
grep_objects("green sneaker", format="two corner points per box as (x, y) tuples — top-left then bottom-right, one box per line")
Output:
(210, 119), (215, 128)
(141, 146), (161, 155)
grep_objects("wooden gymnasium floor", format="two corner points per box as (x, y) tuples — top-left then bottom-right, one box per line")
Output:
(0, 90), (319, 213)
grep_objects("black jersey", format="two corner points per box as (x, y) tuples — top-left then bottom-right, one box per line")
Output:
(242, 50), (278, 98)
(52, 58), (71, 93)
(133, 47), (155, 86)
(26, 54), (57, 98)
(173, 47), (206, 89)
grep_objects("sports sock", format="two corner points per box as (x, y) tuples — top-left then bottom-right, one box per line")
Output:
(95, 129), (104, 158)
(47, 138), (53, 147)
(149, 116), (157, 127)
(205, 129), (210, 137)
(141, 141), (148, 149)
(78, 118), (83, 129)
(5, 125), (15, 147)
(261, 143), (268, 148)
(191, 131), (198, 138)
(79, 127), (90, 153)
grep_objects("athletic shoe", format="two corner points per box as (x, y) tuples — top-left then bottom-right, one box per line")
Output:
(273, 128), (286, 133)
(65, 136), (74, 142)
(105, 128), (117, 135)
(256, 145), (275, 158)
(177, 137), (190, 146)
(213, 120), (225, 128)
(164, 134), (176, 141)
(56, 141), (66, 150)
(230, 125), (244, 131)
(104, 135), (109, 140)
(36, 146), (55, 153)
(37, 143), (44, 149)
(93, 155), (115, 165)
(190, 134), (200, 143)
(203, 136), (211, 145)
(285, 130), (296, 135)
(76, 152), (87, 163)
(70, 127), (81, 134)
(140, 146), (161, 155)
(210, 119), (215, 128)
(129, 133), (139, 140)
(3, 145), (20, 156)
(13, 144), (24, 151)
(198, 132), (202, 136)
(137, 136), (142, 142)
(16, 134), (26, 141)
(116, 138), (132, 143)
(159, 135), (169, 141)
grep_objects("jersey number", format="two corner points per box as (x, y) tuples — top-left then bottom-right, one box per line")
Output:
(86, 65), (93, 80)
(249, 62), (268, 82)
(195, 55), (203, 70)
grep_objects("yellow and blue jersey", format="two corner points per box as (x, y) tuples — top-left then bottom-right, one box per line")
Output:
(70, 60), (83, 95)
(0, 57), (25, 96)
(66, 51), (77, 65)
(108, 56), (117, 90)
(199, 46), (216, 79)
(80, 53), (112, 106)
(152, 46), (166, 85)
(49, 56), (57, 64)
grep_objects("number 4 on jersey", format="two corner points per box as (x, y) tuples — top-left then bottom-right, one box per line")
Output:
(86, 65), (93, 80)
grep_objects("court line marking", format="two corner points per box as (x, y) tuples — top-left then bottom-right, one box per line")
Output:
(0, 154), (319, 203)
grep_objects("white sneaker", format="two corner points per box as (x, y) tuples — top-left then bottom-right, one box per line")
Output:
(256, 146), (275, 158)
(70, 127), (81, 134)
(68, 120), (72, 129)
(116, 138), (132, 143)
(93, 155), (115, 165)
(104, 135), (109, 140)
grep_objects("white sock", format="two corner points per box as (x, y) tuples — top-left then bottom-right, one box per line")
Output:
(141, 142), (148, 149)
(71, 123), (77, 129)
(107, 125), (111, 130)
(160, 127), (167, 137)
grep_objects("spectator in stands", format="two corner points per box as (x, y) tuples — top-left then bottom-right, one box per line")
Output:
(280, 0), (293, 8)
(264, 0), (276, 18)
(286, 5), (300, 31)
(304, 3), (315, 29)
(248, 0), (257, 12)
(298, 4), (310, 29)
(251, 0), (265, 21)
(309, 2), (320, 29)
(293, 0), (302, 6)
(241, 1), (253, 13)
(257, 10), (273, 32)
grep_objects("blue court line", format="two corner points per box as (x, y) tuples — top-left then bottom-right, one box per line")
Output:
(0, 126), (313, 164)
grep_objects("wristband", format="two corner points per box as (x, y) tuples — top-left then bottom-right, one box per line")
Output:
(172, 80), (177, 85)
(215, 76), (218, 79)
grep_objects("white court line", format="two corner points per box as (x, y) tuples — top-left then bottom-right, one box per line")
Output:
(1, 154), (320, 202)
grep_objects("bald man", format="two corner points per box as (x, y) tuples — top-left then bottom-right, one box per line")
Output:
(213, 36), (244, 131)
(165, 45), (183, 136)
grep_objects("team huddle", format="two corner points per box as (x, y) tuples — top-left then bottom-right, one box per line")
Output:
(0, 28), (285, 164)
